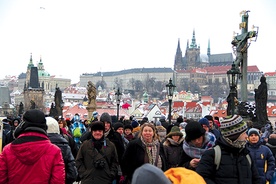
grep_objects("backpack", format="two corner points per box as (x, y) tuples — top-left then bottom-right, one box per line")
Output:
(214, 145), (251, 170)
(73, 127), (82, 138)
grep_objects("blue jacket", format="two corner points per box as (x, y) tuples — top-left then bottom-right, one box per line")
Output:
(246, 140), (275, 184)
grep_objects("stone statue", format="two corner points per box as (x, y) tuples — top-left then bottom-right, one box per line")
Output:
(87, 81), (96, 105)
(54, 87), (63, 117)
(30, 100), (36, 109)
(19, 102), (24, 116)
(254, 75), (268, 126)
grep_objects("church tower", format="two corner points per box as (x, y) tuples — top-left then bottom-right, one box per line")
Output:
(174, 39), (183, 70)
(23, 54), (45, 112)
(185, 29), (201, 70)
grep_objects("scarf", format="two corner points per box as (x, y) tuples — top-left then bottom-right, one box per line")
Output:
(104, 128), (111, 137)
(223, 136), (247, 149)
(183, 132), (215, 158)
(140, 137), (162, 169)
(166, 137), (184, 146)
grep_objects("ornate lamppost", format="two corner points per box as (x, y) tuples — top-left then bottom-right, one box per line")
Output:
(227, 63), (241, 117)
(115, 88), (122, 121)
(166, 78), (176, 124)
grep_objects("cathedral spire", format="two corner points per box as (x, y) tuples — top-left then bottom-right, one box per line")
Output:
(207, 39), (211, 58)
(27, 53), (34, 69)
(190, 29), (197, 48)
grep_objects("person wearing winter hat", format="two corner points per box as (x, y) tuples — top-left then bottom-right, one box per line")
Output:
(196, 115), (261, 184)
(0, 109), (65, 183)
(163, 126), (185, 169)
(246, 127), (275, 184)
(182, 120), (216, 171)
(132, 163), (171, 184)
(131, 119), (141, 138)
(100, 112), (125, 174)
(113, 122), (129, 149)
(203, 115), (220, 138)
(124, 124), (134, 141)
(198, 118), (210, 131)
(76, 121), (119, 184)
(155, 121), (167, 142)
(46, 117), (78, 184)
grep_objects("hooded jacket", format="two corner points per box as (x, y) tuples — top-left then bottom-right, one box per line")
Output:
(0, 131), (65, 184)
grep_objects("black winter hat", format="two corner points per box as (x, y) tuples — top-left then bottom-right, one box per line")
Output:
(185, 121), (206, 142)
(113, 122), (124, 131)
(100, 112), (112, 124)
(124, 124), (133, 131)
(91, 121), (105, 131)
(14, 109), (47, 138)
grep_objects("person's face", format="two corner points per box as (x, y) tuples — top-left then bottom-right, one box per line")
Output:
(13, 120), (19, 127)
(105, 122), (111, 132)
(59, 121), (63, 128)
(235, 131), (248, 142)
(142, 126), (154, 142)
(172, 135), (180, 142)
(248, 133), (259, 144)
(116, 127), (124, 135)
(92, 130), (104, 140)
(191, 136), (204, 148)
(124, 129), (132, 135)
(208, 120), (214, 128)
(202, 125), (209, 132)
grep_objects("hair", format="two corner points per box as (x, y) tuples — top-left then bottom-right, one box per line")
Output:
(58, 118), (67, 128)
(138, 123), (159, 141)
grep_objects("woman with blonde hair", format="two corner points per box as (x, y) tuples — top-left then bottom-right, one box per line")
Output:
(121, 123), (167, 183)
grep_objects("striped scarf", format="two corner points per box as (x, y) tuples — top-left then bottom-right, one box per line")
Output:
(183, 132), (216, 158)
(141, 137), (162, 169)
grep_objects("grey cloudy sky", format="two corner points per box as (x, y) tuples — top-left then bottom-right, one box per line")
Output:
(0, 0), (275, 83)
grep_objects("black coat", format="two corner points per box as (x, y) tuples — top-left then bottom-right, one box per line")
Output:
(196, 136), (261, 184)
(48, 133), (78, 184)
(121, 138), (167, 182)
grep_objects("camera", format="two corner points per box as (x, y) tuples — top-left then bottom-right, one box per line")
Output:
(94, 160), (106, 169)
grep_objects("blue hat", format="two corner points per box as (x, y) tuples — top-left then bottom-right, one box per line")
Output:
(199, 118), (210, 128)
(131, 120), (139, 128)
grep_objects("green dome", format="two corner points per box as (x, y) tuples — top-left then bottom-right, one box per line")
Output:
(38, 70), (50, 77)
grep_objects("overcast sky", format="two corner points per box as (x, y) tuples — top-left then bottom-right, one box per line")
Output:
(0, 0), (275, 83)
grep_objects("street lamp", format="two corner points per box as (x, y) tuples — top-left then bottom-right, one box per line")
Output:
(166, 78), (176, 124)
(115, 88), (122, 121)
(227, 63), (241, 117)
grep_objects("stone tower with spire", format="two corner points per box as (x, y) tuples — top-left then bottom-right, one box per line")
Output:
(23, 53), (45, 112)
(174, 30), (205, 71)
(185, 29), (201, 70)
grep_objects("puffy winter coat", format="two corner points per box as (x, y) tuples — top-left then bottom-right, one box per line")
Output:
(196, 136), (260, 184)
(48, 133), (78, 184)
(0, 132), (65, 184)
(246, 140), (275, 184)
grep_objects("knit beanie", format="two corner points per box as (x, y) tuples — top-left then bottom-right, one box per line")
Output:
(185, 121), (206, 142)
(14, 109), (47, 138)
(155, 121), (162, 126)
(220, 115), (248, 141)
(46, 117), (60, 134)
(92, 111), (98, 118)
(132, 164), (171, 184)
(90, 121), (105, 131)
(131, 119), (139, 128)
(166, 125), (183, 138)
(248, 128), (260, 137)
(164, 167), (206, 184)
(113, 122), (124, 131)
(100, 112), (112, 124)
(124, 124), (133, 131)
(198, 118), (210, 128)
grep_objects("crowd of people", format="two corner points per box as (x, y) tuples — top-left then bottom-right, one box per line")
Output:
(1, 110), (276, 184)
